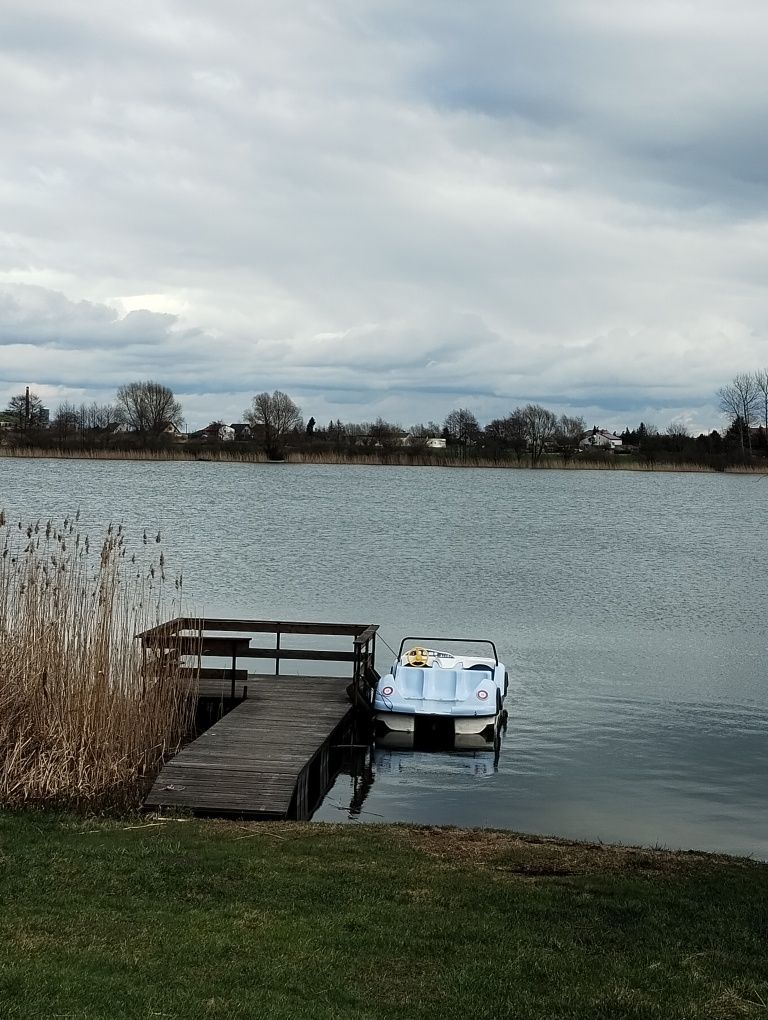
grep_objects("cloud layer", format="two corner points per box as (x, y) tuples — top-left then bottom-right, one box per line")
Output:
(1, 1), (767, 432)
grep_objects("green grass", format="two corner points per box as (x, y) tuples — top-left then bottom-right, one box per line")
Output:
(0, 813), (766, 1019)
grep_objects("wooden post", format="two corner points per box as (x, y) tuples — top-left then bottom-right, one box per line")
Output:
(230, 639), (236, 700)
(319, 745), (329, 792)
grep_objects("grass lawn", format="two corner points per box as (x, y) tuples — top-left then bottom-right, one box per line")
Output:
(0, 812), (766, 1019)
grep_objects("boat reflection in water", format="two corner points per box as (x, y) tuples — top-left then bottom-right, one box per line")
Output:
(338, 720), (505, 819)
(376, 726), (502, 761)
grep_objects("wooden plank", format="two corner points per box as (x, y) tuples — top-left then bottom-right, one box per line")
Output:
(353, 624), (378, 645)
(144, 674), (354, 819)
(168, 636), (250, 656)
(182, 667), (248, 681)
(239, 648), (356, 663)
(167, 618), (369, 636)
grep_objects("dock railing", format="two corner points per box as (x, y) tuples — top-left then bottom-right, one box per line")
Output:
(138, 617), (379, 704)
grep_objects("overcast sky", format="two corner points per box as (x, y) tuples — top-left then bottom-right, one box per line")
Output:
(1, 1), (767, 433)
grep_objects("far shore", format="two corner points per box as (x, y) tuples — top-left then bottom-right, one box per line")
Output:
(0, 444), (765, 473)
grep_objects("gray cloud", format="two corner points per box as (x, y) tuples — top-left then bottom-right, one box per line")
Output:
(0, 1), (767, 435)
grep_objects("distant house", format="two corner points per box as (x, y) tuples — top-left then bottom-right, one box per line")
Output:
(229, 423), (253, 441)
(396, 435), (446, 449)
(188, 422), (234, 443)
(160, 422), (186, 441)
(579, 428), (623, 451)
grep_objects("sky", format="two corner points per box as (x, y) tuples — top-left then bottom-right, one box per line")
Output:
(1, 1), (768, 434)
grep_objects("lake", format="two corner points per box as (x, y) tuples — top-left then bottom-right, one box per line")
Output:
(2, 457), (766, 858)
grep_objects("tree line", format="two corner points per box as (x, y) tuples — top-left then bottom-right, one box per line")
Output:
(3, 375), (768, 467)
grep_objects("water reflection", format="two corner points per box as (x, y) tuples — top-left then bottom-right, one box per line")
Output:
(319, 694), (768, 860)
(1, 459), (766, 857)
(335, 725), (505, 821)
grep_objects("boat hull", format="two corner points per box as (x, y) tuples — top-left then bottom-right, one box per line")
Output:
(375, 711), (497, 736)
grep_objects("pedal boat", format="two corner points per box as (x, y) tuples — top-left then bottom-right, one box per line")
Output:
(373, 639), (507, 737)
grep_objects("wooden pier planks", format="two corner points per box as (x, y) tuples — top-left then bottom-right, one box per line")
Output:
(144, 675), (353, 819)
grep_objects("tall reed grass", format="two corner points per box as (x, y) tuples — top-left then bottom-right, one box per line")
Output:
(0, 513), (196, 811)
(0, 444), (764, 472)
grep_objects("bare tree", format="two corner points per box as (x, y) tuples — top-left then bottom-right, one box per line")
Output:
(52, 401), (80, 439)
(407, 421), (442, 451)
(244, 390), (302, 458)
(88, 402), (126, 431)
(443, 408), (481, 448)
(484, 412), (527, 459)
(718, 373), (759, 456)
(755, 369), (768, 431)
(554, 414), (587, 460)
(370, 418), (405, 448)
(667, 422), (690, 437)
(5, 389), (47, 431)
(519, 404), (558, 465)
(116, 381), (183, 435)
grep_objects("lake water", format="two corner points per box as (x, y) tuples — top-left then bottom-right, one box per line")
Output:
(2, 457), (766, 858)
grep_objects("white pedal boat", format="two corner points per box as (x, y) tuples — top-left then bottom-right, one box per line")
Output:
(373, 638), (508, 737)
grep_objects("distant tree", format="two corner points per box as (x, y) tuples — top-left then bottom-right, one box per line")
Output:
(409, 421), (441, 439)
(86, 402), (125, 431)
(667, 422), (689, 437)
(443, 408), (481, 448)
(718, 373), (759, 457)
(306, 416), (316, 435)
(52, 401), (80, 439)
(116, 381), (183, 435)
(5, 389), (46, 431)
(373, 418), (405, 448)
(664, 421), (691, 455)
(519, 404), (558, 465)
(484, 412), (527, 459)
(244, 390), (302, 458)
(554, 415), (586, 460)
(755, 368), (768, 431)
(725, 415), (750, 452)
(408, 421), (442, 451)
(327, 419), (346, 449)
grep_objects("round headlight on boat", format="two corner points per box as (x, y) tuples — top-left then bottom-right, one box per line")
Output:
(381, 685), (394, 697)
(476, 689), (489, 700)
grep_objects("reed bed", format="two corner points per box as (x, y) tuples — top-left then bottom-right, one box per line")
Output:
(0, 444), (764, 472)
(0, 445), (270, 462)
(0, 513), (196, 811)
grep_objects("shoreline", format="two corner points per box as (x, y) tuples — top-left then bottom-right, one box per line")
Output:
(0, 445), (765, 473)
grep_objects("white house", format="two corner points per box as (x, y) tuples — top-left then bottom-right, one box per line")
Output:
(579, 428), (623, 450)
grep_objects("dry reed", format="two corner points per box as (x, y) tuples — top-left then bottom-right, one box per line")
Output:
(0, 445), (765, 473)
(0, 512), (197, 811)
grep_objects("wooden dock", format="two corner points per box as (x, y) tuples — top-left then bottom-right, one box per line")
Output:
(140, 619), (378, 820)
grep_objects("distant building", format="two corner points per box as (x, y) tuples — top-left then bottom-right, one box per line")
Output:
(579, 428), (623, 450)
(396, 435), (446, 449)
(158, 422), (185, 441)
(188, 422), (234, 442)
(229, 423), (253, 440)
